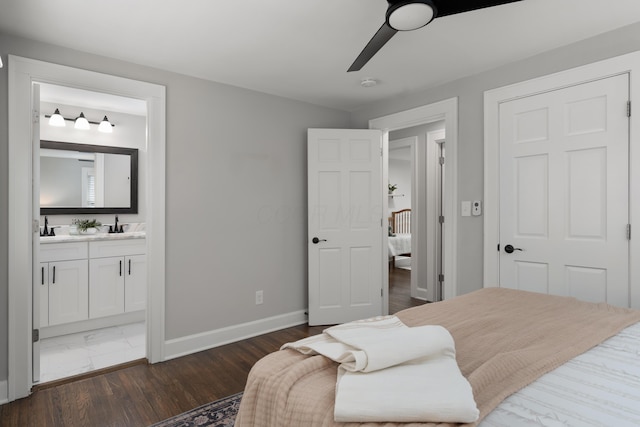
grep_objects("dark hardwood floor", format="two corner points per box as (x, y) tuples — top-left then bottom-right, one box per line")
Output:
(388, 266), (426, 314)
(0, 272), (426, 427)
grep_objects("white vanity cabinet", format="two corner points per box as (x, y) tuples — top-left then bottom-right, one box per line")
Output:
(39, 242), (89, 327)
(89, 239), (147, 318)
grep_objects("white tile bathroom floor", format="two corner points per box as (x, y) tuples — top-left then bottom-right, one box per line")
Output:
(39, 321), (146, 384)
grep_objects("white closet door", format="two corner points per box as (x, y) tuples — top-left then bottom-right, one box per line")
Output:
(499, 74), (630, 306)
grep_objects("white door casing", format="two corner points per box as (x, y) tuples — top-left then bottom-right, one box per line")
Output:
(32, 83), (41, 383)
(308, 128), (384, 325)
(8, 55), (166, 401)
(426, 129), (445, 302)
(485, 51), (640, 309)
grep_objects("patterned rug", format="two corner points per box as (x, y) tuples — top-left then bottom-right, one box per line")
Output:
(150, 392), (242, 427)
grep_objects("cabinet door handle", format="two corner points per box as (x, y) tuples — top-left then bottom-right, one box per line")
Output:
(52, 266), (56, 284)
(119, 260), (122, 277)
(42, 266), (44, 285)
(128, 259), (131, 275)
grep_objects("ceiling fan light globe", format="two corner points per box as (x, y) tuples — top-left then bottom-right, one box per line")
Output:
(386, 0), (436, 31)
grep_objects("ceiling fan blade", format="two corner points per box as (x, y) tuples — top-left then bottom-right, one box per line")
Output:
(435, 0), (522, 17)
(348, 23), (398, 72)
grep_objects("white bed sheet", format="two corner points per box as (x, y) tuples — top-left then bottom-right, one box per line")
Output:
(388, 234), (411, 256)
(480, 321), (640, 427)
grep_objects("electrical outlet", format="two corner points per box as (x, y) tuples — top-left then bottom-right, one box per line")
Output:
(255, 290), (263, 305)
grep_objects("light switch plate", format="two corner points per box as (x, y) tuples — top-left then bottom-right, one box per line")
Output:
(461, 201), (471, 217)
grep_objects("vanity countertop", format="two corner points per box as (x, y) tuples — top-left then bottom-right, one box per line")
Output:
(40, 231), (146, 244)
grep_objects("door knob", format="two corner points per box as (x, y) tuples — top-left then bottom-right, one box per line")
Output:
(504, 244), (523, 254)
(312, 237), (327, 244)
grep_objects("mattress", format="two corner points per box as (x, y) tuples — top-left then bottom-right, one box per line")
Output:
(481, 321), (640, 427)
(388, 234), (411, 256)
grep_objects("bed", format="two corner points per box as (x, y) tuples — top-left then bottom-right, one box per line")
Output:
(388, 209), (411, 269)
(235, 288), (640, 426)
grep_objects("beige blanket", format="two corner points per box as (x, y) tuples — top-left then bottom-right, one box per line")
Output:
(236, 288), (640, 426)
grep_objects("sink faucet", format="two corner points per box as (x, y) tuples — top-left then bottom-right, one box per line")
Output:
(110, 215), (123, 233)
(40, 216), (49, 236)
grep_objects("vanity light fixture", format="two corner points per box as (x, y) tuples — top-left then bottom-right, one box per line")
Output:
(45, 109), (116, 131)
(98, 116), (113, 133)
(74, 112), (91, 130)
(48, 108), (66, 127)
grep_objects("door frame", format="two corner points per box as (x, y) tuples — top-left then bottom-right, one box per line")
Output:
(483, 51), (640, 309)
(370, 97), (458, 301)
(7, 55), (167, 400)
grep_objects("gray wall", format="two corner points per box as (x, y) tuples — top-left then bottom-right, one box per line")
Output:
(351, 22), (640, 298)
(2, 22), (640, 385)
(0, 33), (350, 382)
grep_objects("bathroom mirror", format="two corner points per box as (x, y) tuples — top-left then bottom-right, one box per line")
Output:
(40, 140), (138, 214)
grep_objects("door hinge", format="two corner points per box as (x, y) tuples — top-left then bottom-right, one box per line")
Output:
(439, 215), (444, 224)
(627, 101), (631, 117)
(438, 274), (444, 283)
(627, 224), (631, 240)
(32, 110), (39, 124)
(33, 219), (40, 234)
(381, 288), (383, 297)
(33, 329), (39, 343)
(439, 156), (445, 166)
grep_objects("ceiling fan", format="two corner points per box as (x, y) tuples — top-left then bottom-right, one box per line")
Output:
(348, 0), (523, 72)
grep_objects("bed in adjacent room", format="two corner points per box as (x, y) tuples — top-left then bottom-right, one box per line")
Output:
(388, 208), (411, 269)
(235, 288), (640, 426)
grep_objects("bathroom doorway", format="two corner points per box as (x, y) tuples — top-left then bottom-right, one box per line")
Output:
(35, 83), (149, 384)
(8, 56), (166, 401)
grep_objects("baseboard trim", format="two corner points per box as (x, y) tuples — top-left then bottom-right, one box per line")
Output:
(163, 310), (308, 361)
(0, 380), (8, 405)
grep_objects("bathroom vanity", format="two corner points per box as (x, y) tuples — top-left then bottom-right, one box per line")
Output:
(39, 232), (146, 338)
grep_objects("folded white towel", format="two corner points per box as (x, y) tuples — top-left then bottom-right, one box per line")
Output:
(282, 316), (479, 423)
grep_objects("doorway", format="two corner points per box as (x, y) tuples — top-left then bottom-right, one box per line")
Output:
(370, 97), (459, 312)
(35, 83), (149, 384)
(388, 122), (445, 306)
(8, 55), (166, 401)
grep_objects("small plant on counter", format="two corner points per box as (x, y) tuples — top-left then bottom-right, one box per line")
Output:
(72, 218), (102, 232)
(388, 183), (398, 194)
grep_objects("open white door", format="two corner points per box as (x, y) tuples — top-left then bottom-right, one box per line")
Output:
(32, 83), (41, 383)
(499, 74), (630, 306)
(308, 128), (384, 325)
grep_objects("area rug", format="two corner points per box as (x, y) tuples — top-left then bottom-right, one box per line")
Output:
(150, 392), (242, 427)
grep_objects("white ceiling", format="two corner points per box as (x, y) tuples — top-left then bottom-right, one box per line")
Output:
(39, 83), (148, 116)
(2, 0), (640, 112)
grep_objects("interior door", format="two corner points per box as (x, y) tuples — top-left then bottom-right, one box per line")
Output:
(499, 74), (630, 306)
(32, 83), (41, 383)
(308, 128), (384, 325)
